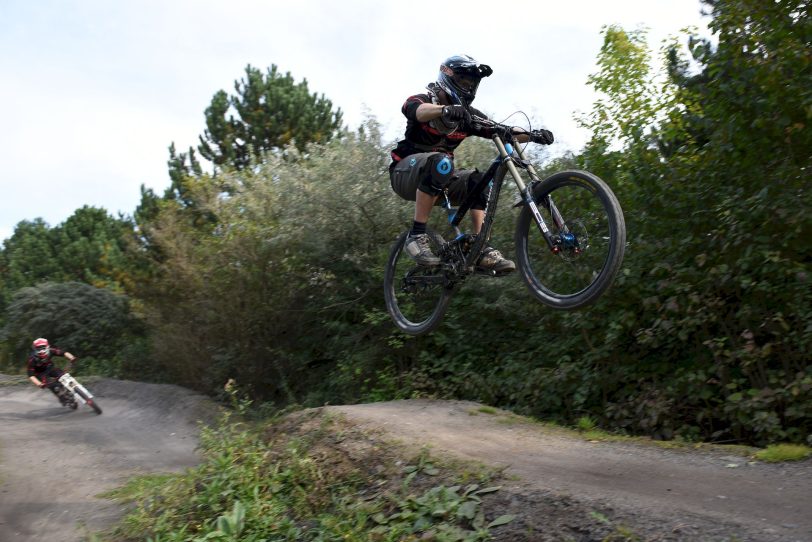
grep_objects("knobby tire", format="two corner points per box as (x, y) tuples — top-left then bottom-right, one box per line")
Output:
(75, 387), (103, 415)
(384, 229), (453, 335)
(515, 170), (625, 309)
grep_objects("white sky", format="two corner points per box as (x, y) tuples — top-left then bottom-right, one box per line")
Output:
(0, 1), (711, 242)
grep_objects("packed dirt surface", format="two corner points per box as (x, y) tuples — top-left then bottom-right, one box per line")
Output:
(0, 376), (216, 542)
(2, 379), (810, 542)
(328, 400), (812, 542)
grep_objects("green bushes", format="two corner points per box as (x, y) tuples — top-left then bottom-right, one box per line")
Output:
(0, 281), (147, 376)
(105, 408), (509, 542)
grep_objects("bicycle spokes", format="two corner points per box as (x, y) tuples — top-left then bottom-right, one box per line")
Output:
(384, 230), (453, 335)
(523, 181), (615, 297)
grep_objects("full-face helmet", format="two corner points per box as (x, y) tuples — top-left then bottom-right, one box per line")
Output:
(436, 54), (493, 106)
(33, 338), (50, 359)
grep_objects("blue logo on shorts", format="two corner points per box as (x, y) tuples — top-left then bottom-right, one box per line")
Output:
(409, 157), (417, 167)
(436, 156), (452, 175)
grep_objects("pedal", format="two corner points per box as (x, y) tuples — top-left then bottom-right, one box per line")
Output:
(474, 267), (515, 277)
(474, 268), (498, 277)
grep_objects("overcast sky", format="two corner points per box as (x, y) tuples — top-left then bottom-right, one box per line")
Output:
(0, 1), (711, 242)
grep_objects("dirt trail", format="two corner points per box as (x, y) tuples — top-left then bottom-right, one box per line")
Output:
(328, 400), (812, 542)
(0, 377), (215, 542)
(2, 379), (810, 542)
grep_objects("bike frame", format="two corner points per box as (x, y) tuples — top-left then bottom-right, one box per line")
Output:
(443, 131), (569, 273)
(58, 373), (94, 405)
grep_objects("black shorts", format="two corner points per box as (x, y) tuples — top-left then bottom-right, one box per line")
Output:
(34, 365), (65, 387)
(390, 152), (485, 209)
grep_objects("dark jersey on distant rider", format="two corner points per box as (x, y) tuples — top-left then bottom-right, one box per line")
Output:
(27, 347), (66, 378)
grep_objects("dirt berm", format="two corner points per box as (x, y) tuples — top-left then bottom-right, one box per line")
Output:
(1, 377), (810, 541)
(327, 400), (812, 542)
(0, 377), (218, 542)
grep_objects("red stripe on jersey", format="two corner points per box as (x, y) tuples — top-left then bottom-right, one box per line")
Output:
(421, 124), (468, 140)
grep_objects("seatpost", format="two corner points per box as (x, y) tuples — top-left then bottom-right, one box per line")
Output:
(441, 189), (463, 237)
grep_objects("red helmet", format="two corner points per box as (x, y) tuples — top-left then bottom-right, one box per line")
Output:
(33, 338), (50, 359)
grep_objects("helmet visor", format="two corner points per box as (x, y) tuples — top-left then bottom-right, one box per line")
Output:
(454, 72), (480, 92)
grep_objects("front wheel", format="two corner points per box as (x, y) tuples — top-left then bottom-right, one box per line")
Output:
(75, 388), (103, 415)
(515, 170), (625, 309)
(384, 229), (454, 335)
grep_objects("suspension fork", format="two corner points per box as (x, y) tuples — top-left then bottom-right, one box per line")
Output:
(511, 143), (569, 233)
(493, 137), (565, 252)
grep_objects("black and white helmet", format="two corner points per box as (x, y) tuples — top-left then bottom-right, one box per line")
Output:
(436, 54), (493, 107)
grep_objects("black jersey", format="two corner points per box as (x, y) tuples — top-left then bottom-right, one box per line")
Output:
(390, 91), (490, 168)
(26, 348), (66, 376)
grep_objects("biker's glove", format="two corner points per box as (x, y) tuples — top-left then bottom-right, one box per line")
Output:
(530, 129), (555, 145)
(441, 105), (471, 128)
(38, 382), (47, 389)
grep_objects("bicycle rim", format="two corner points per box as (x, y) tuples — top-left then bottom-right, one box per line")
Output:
(384, 230), (453, 335)
(515, 170), (625, 309)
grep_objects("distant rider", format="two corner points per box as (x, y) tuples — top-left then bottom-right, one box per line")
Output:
(389, 54), (554, 271)
(27, 338), (77, 403)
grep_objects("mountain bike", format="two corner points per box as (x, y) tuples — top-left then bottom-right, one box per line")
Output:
(43, 371), (103, 415)
(384, 117), (626, 335)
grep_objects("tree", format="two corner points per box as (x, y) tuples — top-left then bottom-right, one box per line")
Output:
(196, 64), (343, 170)
(700, 0), (811, 164)
(0, 207), (140, 309)
(0, 219), (61, 303)
(0, 281), (137, 371)
(53, 206), (134, 290)
(578, 25), (657, 148)
(659, 0), (811, 170)
(166, 142), (203, 205)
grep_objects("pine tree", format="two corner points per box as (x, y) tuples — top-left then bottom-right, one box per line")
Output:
(197, 64), (343, 170)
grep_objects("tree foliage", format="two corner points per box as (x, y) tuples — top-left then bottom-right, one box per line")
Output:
(540, 0), (812, 445)
(0, 207), (136, 299)
(196, 64), (343, 171)
(0, 208), (150, 374)
(135, 120), (404, 399)
(0, 281), (142, 374)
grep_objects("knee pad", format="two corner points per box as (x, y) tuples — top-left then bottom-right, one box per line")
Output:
(417, 154), (454, 196)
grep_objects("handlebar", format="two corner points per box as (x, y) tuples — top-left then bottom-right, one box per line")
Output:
(470, 115), (550, 145)
(470, 115), (513, 140)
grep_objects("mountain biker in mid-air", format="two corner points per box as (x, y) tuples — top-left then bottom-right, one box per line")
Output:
(389, 54), (555, 272)
(27, 338), (78, 405)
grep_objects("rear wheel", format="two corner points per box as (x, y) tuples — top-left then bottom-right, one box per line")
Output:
(384, 229), (453, 335)
(515, 170), (625, 309)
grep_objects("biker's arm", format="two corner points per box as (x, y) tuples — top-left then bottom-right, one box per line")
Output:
(402, 94), (443, 123)
(51, 347), (75, 363)
(415, 103), (444, 122)
(29, 375), (44, 387)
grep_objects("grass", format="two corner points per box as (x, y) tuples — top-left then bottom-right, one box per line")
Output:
(99, 406), (515, 542)
(471, 403), (767, 458)
(576, 416), (597, 432)
(754, 444), (812, 463)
